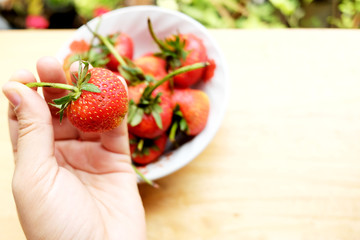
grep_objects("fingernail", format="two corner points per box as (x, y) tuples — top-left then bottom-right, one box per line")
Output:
(3, 87), (21, 108)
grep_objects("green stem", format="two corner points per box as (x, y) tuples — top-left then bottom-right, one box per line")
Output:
(137, 139), (144, 152)
(26, 82), (78, 92)
(169, 121), (178, 142)
(147, 18), (169, 52)
(132, 164), (159, 188)
(85, 23), (127, 67)
(144, 62), (209, 98)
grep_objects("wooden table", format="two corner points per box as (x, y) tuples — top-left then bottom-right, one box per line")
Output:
(1, 29), (360, 240)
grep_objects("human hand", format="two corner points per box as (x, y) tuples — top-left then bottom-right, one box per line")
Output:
(2, 57), (146, 240)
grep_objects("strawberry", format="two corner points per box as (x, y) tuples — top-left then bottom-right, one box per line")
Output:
(169, 89), (210, 140)
(148, 19), (216, 88)
(203, 58), (216, 82)
(105, 32), (134, 71)
(134, 54), (167, 81)
(128, 91), (173, 139)
(26, 61), (128, 133)
(130, 133), (167, 165)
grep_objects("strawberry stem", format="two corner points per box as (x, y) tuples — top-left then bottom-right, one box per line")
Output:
(132, 164), (159, 188)
(147, 18), (169, 52)
(26, 82), (78, 92)
(143, 62), (209, 98)
(85, 23), (127, 67)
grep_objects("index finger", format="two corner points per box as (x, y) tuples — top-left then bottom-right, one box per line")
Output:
(36, 56), (68, 104)
(101, 116), (130, 156)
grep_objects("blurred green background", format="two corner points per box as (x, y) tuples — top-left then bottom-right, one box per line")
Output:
(0, 0), (359, 29)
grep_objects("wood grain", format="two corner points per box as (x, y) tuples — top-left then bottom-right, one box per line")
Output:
(1, 29), (360, 240)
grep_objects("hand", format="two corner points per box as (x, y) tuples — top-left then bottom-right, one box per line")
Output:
(2, 57), (146, 240)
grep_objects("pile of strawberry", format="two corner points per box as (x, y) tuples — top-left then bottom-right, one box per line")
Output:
(62, 18), (216, 166)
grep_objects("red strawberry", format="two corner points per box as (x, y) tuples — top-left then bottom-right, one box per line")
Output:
(69, 39), (91, 53)
(169, 33), (208, 88)
(148, 19), (216, 88)
(28, 61), (128, 133)
(128, 91), (173, 139)
(203, 58), (216, 82)
(106, 32), (134, 71)
(67, 67), (128, 132)
(128, 82), (147, 104)
(134, 54), (167, 80)
(170, 89), (210, 137)
(130, 133), (167, 165)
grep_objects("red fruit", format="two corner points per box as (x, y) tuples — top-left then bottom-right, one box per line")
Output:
(148, 19), (215, 88)
(128, 93), (173, 139)
(128, 82), (147, 104)
(134, 54), (167, 80)
(66, 67), (128, 132)
(69, 40), (91, 53)
(25, 15), (49, 29)
(93, 6), (110, 17)
(130, 133), (167, 165)
(171, 33), (208, 88)
(171, 89), (210, 136)
(203, 58), (216, 82)
(106, 33), (134, 71)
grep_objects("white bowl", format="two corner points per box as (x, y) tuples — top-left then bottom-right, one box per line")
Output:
(56, 5), (230, 181)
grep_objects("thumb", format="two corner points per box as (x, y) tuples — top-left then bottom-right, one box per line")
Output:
(3, 81), (57, 175)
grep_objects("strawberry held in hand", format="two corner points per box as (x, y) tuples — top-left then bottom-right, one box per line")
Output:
(27, 61), (128, 133)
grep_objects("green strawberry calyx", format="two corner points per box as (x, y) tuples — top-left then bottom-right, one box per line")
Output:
(127, 62), (209, 129)
(26, 60), (101, 122)
(130, 136), (161, 159)
(147, 18), (189, 71)
(168, 104), (189, 143)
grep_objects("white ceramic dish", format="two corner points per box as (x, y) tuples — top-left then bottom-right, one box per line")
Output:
(56, 5), (230, 181)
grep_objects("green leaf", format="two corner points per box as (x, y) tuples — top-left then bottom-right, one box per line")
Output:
(78, 62), (89, 85)
(127, 102), (138, 123)
(48, 103), (62, 109)
(71, 72), (78, 81)
(169, 121), (178, 142)
(144, 75), (155, 83)
(179, 118), (188, 132)
(129, 138), (137, 144)
(81, 83), (101, 93)
(151, 110), (163, 129)
(82, 72), (92, 84)
(53, 95), (72, 105)
(130, 108), (144, 127)
(151, 144), (160, 152)
(143, 148), (150, 156)
(174, 109), (183, 117)
(152, 103), (163, 114)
